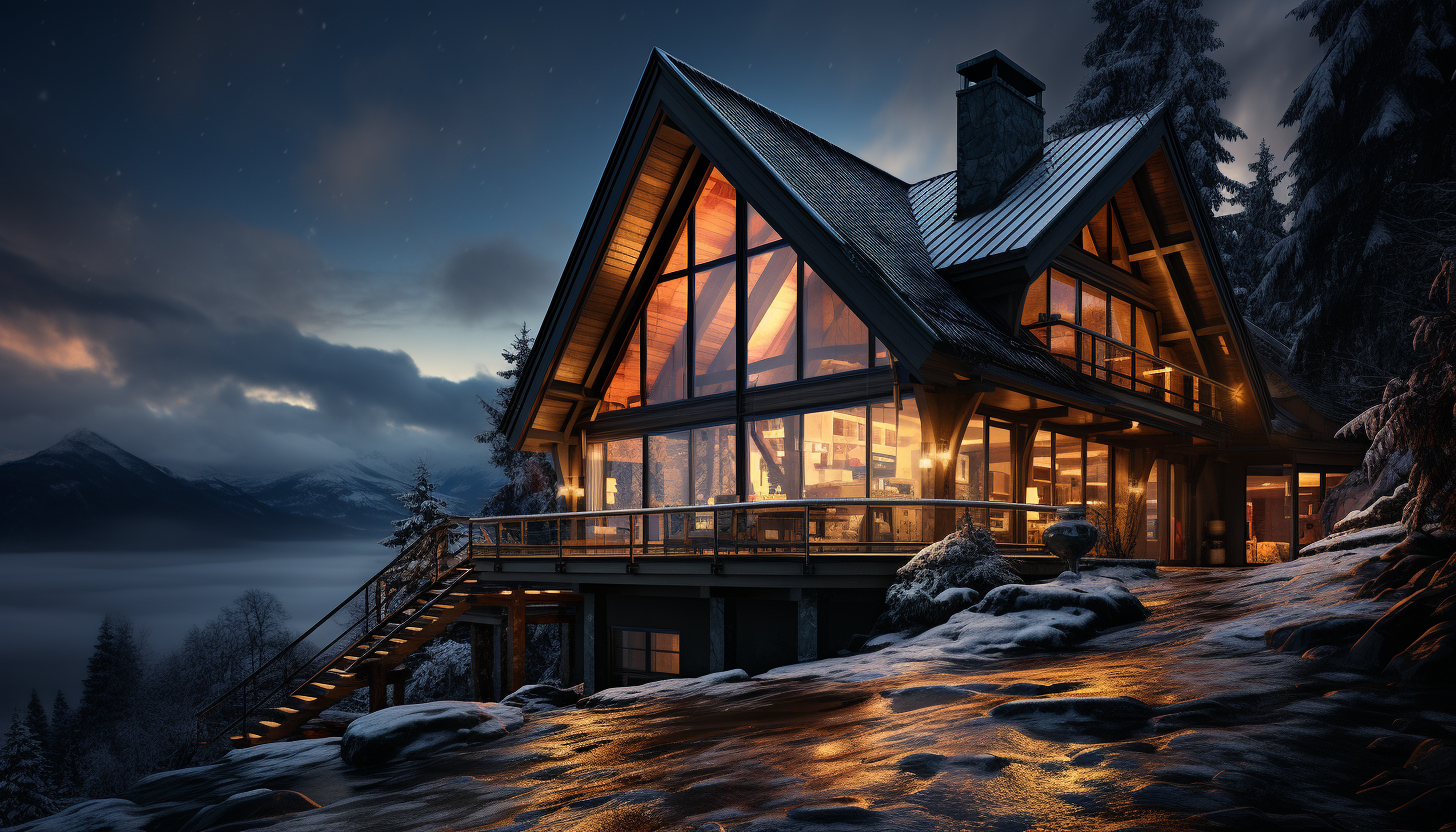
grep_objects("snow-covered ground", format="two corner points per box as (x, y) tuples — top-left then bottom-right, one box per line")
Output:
(19, 539), (1455, 831)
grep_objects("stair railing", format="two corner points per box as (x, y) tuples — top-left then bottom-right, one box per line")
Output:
(194, 519), (470, 750)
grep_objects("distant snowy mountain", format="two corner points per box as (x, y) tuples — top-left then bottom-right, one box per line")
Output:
(0, 430), (343, 551)
(219, 455), (504, 535)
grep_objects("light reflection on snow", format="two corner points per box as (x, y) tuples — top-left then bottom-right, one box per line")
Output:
(41, 543), (1439, 831)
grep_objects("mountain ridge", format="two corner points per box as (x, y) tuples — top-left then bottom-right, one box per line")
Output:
(0, 431), (502, 551)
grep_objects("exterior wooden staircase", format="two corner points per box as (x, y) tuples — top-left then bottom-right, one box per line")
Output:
(196, 521), (474, 749)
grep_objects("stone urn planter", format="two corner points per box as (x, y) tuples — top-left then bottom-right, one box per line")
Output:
(1043, 506), (1100, 574)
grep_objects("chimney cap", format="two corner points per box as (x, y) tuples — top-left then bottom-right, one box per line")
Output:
(956, 50), (1045, 99)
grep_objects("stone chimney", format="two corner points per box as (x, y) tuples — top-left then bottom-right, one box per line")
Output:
(956, 50), (1046, 218)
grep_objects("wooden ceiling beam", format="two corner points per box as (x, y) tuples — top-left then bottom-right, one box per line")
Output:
(1126, 170), (1210, 376)
(976, 403), (1070, 424)
(1128, 240), (1196, 261)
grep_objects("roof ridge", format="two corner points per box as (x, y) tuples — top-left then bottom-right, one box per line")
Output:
(662, 52), (911, 190)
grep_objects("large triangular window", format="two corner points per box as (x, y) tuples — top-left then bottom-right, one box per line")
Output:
(600, 166), (879, 413)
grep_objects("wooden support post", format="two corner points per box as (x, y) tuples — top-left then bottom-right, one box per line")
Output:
(510, 594), (527, 694)
(911, 385), (986, 539)
(368, 664), (386, 713)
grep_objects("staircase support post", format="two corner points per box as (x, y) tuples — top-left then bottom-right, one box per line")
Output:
(368, 664), (386, 713)
(510, 594), (527, 694)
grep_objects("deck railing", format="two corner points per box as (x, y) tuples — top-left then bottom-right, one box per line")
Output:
(464, 498), (1069, 567)
(1023, 319), (1235, 424)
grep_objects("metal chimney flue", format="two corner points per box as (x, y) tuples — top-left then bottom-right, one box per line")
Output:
(955, 50), (1046, 218)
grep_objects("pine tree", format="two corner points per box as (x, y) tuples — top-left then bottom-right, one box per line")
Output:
(47, 691), (76, 798)
(1050, 0), (1246, 214)
(1338, 257), (1456, 531)
(1251, 1), (1456, 400)
(476, 323), (558, 516)
(0, 713), (56, 825)
(77, 614), (141, 751)
(380, 461), (451, 549)
(1219, 140), (1291, 299)
(22, 692), (47, 785)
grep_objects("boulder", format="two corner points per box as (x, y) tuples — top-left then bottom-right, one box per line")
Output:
(878, 521), (1018, 632)
(1335, 483), (1411, 534)
(178, 789), (319, 832)
(500, 683), (582, 712)
(1265, 615), (1375, 654)
(339, 701), (524, 768)
(1385, 620), (1456, 682)
(1406, 740), (1456, 782)
(974, 577), (1146, 624)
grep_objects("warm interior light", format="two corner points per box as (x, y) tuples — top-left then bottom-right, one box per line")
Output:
(919, 457), (934, 469)
(1143, 367), (1173, 376)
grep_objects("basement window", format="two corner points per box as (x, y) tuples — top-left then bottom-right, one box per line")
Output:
(612, 627), (680, 681)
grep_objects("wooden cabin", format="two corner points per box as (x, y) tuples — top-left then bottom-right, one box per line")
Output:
(207, 51), (1374, 746)
(472, 49), (1368, 693)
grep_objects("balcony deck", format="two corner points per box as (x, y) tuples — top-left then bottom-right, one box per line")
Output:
(1023, 319), (1235, 425)
(464, 498), (1072, 587)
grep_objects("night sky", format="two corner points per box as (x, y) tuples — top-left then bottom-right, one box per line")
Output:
(0, 0), (1322, 478)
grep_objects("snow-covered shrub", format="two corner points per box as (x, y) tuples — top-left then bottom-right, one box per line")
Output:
(404, 638), (473, 704)
(878, 520), (1020, 633)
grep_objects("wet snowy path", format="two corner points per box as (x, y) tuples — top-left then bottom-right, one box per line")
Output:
(61, 545), (1456, 831)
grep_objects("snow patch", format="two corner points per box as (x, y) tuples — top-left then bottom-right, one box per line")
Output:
(340, 702), (524, 768)
(577, 670), (751, 709)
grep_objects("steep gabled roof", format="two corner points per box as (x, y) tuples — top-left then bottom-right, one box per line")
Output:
(663, 53), (1081, 387)
(910, 112), (1158, 270)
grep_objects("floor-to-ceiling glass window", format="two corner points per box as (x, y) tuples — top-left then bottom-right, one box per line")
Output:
(1028, 430), (1054, 544)
(1247, 467), (1292, 563)
(644, 277), (688, 405)
(988, 424), (1014, 542)
(1085, 441), (1110, 530)
(745, 248), (798, 387)
(804, 265), (869, 378)
(956, 417), (987, 502)
(803, 406), (867, 499)
(747, 416), (800, 500)
(692, 424), (737, 506)
(647, 432), (691, 509)
(693, 262), (736, 396)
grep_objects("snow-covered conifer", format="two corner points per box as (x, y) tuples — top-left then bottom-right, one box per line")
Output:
(1050, 0), (1245, 214)
(476, 323), (559, 516)
(47, 691), (76, 797)
(1219, 140), (1290, 299)
(1251, 1), (1455, 395)
(380, 461), (450, 549)
(0, 712), (56, 824)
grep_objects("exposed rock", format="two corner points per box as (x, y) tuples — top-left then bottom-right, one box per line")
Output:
(897, 752), (946, 776)
(878, 520), (1018, 632)
(1336, 483), (1412, 534)
(1358, 552), (1439, 599)
(1069, 741), (1158, 767)
(989, 696), (1155, 740)
(1392, 785), (1456, 823)
(1265, 615), (1375, 654)
(500, 683), (582, 712)
(339, 701), (524, 768)
(1357, 778), (1430, 809)
(178, 789), (320, 832)
(1407, 739), (1456, 783)
(577, 669), (750, 709)
(1385, 620), (1456, 682)
(974, 575), (1146, 624)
